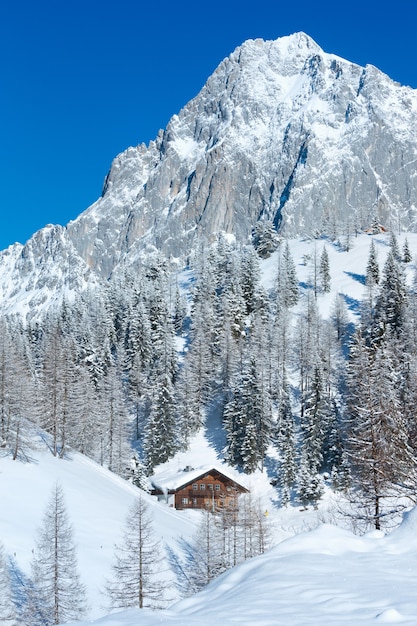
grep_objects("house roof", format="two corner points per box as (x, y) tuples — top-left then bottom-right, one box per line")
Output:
(150, 464), (249, 495)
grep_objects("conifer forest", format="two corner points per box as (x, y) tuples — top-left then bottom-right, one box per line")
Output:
(1, 228), (417, 538)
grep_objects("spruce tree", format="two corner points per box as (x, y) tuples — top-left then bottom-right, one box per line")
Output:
(276, 241), (299, 308)
(403, 237), (412, 263)
(366, 239), (380, 286)
(374, 250), (407, 336)
(240, 247), (261, 315)
(252, 220), (279, 258)
(331, 293), (350, 344)
(389, 231), (401, 262)
(296, 451), (324, 509)
(224, 356), (272, 474)
(319, 246), (331, 293)
(144, 372), (178, 472)
(301, 364), (329, 475)
(275, 374), (296, 505)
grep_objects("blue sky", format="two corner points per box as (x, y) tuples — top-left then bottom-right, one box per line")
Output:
(1, 0), (417, 250)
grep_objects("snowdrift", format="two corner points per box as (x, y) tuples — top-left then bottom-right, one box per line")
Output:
(66, 509), (417, 625)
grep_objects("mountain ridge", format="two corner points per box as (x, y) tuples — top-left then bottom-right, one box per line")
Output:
(2, 32), (417, 317)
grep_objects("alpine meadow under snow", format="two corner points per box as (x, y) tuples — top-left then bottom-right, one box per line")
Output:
(2, 32), (417, 625)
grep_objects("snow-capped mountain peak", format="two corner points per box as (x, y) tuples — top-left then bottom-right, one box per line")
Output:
(2, 32), (417, 317)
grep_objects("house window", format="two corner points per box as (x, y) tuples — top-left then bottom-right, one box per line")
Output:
(192, 484), (198, 490)
(215, 484), (220, 491)
(193, 498), (197, 506)
(182, 497), (189, 505)
(208, 484), (213, 490)
(200, 484), (206, 490)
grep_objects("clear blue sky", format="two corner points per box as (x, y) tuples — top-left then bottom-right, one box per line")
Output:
(1, 0), (416, 250)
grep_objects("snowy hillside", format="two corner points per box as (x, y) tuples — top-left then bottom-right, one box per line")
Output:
(69, 509), (417, 625)
(2, 29), (417, 626)
(2, 231), (417, 624)
(4, 437), (417, 625)
(0, 441), (198, 620)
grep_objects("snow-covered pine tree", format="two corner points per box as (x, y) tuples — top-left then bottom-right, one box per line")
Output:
(104, 495), (168, 609)
(128, 454), (149, 491)
(296, 450), (324, 509)
(240, 419), (260, 475)
(184, 284), (216, 416)
(143, 371), (178, 472)
(252, 220), (279, 258)
(374, 250), (407, 337)
(389, 231), (401, 262)
(275, 240), (299, 308)
(99, 362), (132, 476)
(240, 246), (261, 315)
(275, 372), (297, 506)
(346, 330), (415, 529)
(29, 483), (87, 625)
(403, 237), (412, 263)
(182, 507), (227, 595)
(66, 364), (102, 460)
(331, 293), (350, 343)
(300, 364), (329, 475)
(224, 356), (272, 474)
(0, 542), (16, 625)
(296, 292), (322, 419)
(123, 298), (153, 439)
(366, 238), (380, 286)
(172, 284), (188, 334)
(176, 357), (204, 445)
(319, 246), (331, 293)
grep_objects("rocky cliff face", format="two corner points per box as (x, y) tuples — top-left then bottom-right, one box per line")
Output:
(2, 32), (417, 315)
(66, 32), (417, 278)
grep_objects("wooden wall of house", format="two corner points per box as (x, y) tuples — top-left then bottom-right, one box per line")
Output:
(174, 473), (241, 511)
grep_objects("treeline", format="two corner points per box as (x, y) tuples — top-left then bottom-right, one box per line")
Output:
(1, 229), (417, 529)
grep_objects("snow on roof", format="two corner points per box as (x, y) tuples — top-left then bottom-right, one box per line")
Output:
(150, 464), (249, 493)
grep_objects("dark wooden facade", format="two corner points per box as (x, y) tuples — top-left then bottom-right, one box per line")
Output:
(151, 468), (249, 511)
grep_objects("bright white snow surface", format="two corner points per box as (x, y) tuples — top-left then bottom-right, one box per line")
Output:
(3, 232), (417, 625)
(65, 510), (417, 625)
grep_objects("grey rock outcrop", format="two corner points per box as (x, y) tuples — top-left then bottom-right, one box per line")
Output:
(66, 32), (417, 278)
(2, 32), (417, 317)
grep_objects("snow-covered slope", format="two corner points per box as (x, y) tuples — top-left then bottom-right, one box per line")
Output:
(2, 231), (417, 625)
(65, 509), (417, 625)
(5, 390), (417, 626)
(2, 32), (417, 318)
(0, 443), (198, 620)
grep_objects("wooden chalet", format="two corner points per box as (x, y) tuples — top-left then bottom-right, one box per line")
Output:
(150, 466), (249, 511)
